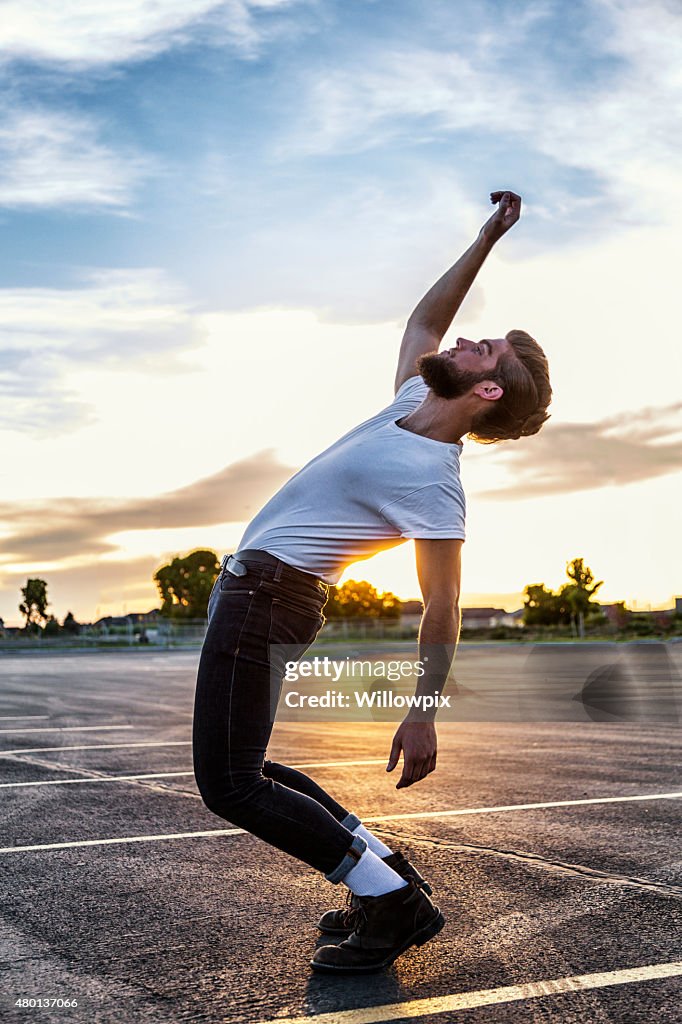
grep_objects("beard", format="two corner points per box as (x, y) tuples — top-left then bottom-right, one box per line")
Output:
(417, 351), (490, 399)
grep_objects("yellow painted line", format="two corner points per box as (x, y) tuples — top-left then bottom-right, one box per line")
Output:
(262, 961), (682, 1024)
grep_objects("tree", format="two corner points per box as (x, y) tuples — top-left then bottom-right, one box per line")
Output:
(522, 583), (570, 627)
(563, 557), (603, 638)
(522, 559), (604, 636)
(154, 549), (220, 619)
(324, 580), (402, 620)
(43, 615), (60, 637)
(62, 611), (81, 635)
(19, 579), (49, 631)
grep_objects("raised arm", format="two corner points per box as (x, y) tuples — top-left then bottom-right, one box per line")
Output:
(394, 190), (522, 394)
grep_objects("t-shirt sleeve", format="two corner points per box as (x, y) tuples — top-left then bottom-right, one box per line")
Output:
(374, 376), (428, 421)
(393, 375), (428, 404)
(379, 480), (466, 540)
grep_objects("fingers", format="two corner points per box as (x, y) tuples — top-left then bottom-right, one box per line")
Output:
(396, 766), (417, 789)
(490, 190), (521, 205)
(386, 735), (402, 773)
(396, 755), (437, 789)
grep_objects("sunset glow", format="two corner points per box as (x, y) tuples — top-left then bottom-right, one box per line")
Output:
(1, 1), (680, 625)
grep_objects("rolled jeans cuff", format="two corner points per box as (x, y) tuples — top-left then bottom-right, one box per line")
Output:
(340, 811), (362, 832)
(324, 833), (367, 884)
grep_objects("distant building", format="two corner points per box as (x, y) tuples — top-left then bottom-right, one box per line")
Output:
(498, 608), (525, 628)
(126, 609), (162, 626)
(399, 603), (524, 630)
(598, 603), (628, 627)
(398, 600), (423, 630)
(460, 607), (521, 629)
(93, 609), (162, 634)
(0, 626), (23, 637)
(599, 600), (680, 629)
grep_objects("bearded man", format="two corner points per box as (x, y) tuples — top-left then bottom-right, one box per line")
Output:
(192, 190), (552, 973)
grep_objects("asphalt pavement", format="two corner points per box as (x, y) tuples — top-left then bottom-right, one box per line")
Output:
(0, 646), (681, 1024)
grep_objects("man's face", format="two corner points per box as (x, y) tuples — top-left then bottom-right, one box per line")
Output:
(418, 336), (511, 399)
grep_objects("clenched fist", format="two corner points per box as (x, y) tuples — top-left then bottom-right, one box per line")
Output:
(480, 190), (522, 244)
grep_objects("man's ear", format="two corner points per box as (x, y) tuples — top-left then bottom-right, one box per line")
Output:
(472, 381), (504, 402)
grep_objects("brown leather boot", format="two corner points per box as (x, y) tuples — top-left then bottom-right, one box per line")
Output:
(311, 878), (445, 973)
(317, 850), (432, 935)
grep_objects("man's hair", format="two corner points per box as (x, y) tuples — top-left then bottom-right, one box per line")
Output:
(468, 329), (552, 444)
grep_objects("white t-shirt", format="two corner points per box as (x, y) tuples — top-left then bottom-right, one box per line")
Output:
(237, 375), (466, 584)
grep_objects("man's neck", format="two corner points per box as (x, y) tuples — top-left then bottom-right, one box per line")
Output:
(397, 394), (468, 446)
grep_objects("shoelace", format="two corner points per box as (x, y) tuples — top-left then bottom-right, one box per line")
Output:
(348, 901), (368, 935)
(353, 883), (421, 936)
(340, 889), (363, 932)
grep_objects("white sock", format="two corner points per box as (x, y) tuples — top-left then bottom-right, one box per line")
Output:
(352, 823), (393, 859)
(343, 847), (408, 897)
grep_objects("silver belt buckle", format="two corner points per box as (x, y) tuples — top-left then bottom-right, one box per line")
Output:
(225, 554), (247, 577)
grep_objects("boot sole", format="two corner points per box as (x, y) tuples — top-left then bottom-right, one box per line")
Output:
(317, 881), (433, 935)
(310, 908), (445, 974)
(317, 923), (355, 935)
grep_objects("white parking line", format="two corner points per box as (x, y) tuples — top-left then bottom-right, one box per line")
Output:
(0, 791), (680, 855)
(0, 715), (50, 721)
(293, 759), (387, 769)
(0, 771), (192, 789)
(262, 961), (682, 1024)
(0, 760), (387, 788)
(0, 725), (135, 734)
(365, 791), (682, 823)
(0, 828), (244, 854)
(0, 740), (189, 754)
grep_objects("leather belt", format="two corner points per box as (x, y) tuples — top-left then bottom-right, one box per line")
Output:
(221, 549), (282, 577)
(222, 549), (327, 590)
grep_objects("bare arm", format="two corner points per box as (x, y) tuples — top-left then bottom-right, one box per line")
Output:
(394, 191), (522, 394)
(386, 539), (462, 788)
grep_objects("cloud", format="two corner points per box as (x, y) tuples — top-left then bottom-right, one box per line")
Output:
(0, 556), (163, 622)
(0, 4), (315, 214)
(0, 269), (204, 436)
(0, 0), (309, 68)
(0, 451), (294, 564)
(0, 108), (149, 209)
(277, 0), (682, 226)
(475, 403), (682, 499)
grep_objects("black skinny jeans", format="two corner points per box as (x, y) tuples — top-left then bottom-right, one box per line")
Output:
(192, 553), (367, 882)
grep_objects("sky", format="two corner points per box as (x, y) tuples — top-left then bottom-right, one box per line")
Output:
(1, 0), (681, 626)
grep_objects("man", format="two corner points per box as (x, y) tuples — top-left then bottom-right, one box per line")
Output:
(192, 190), (552, 974)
